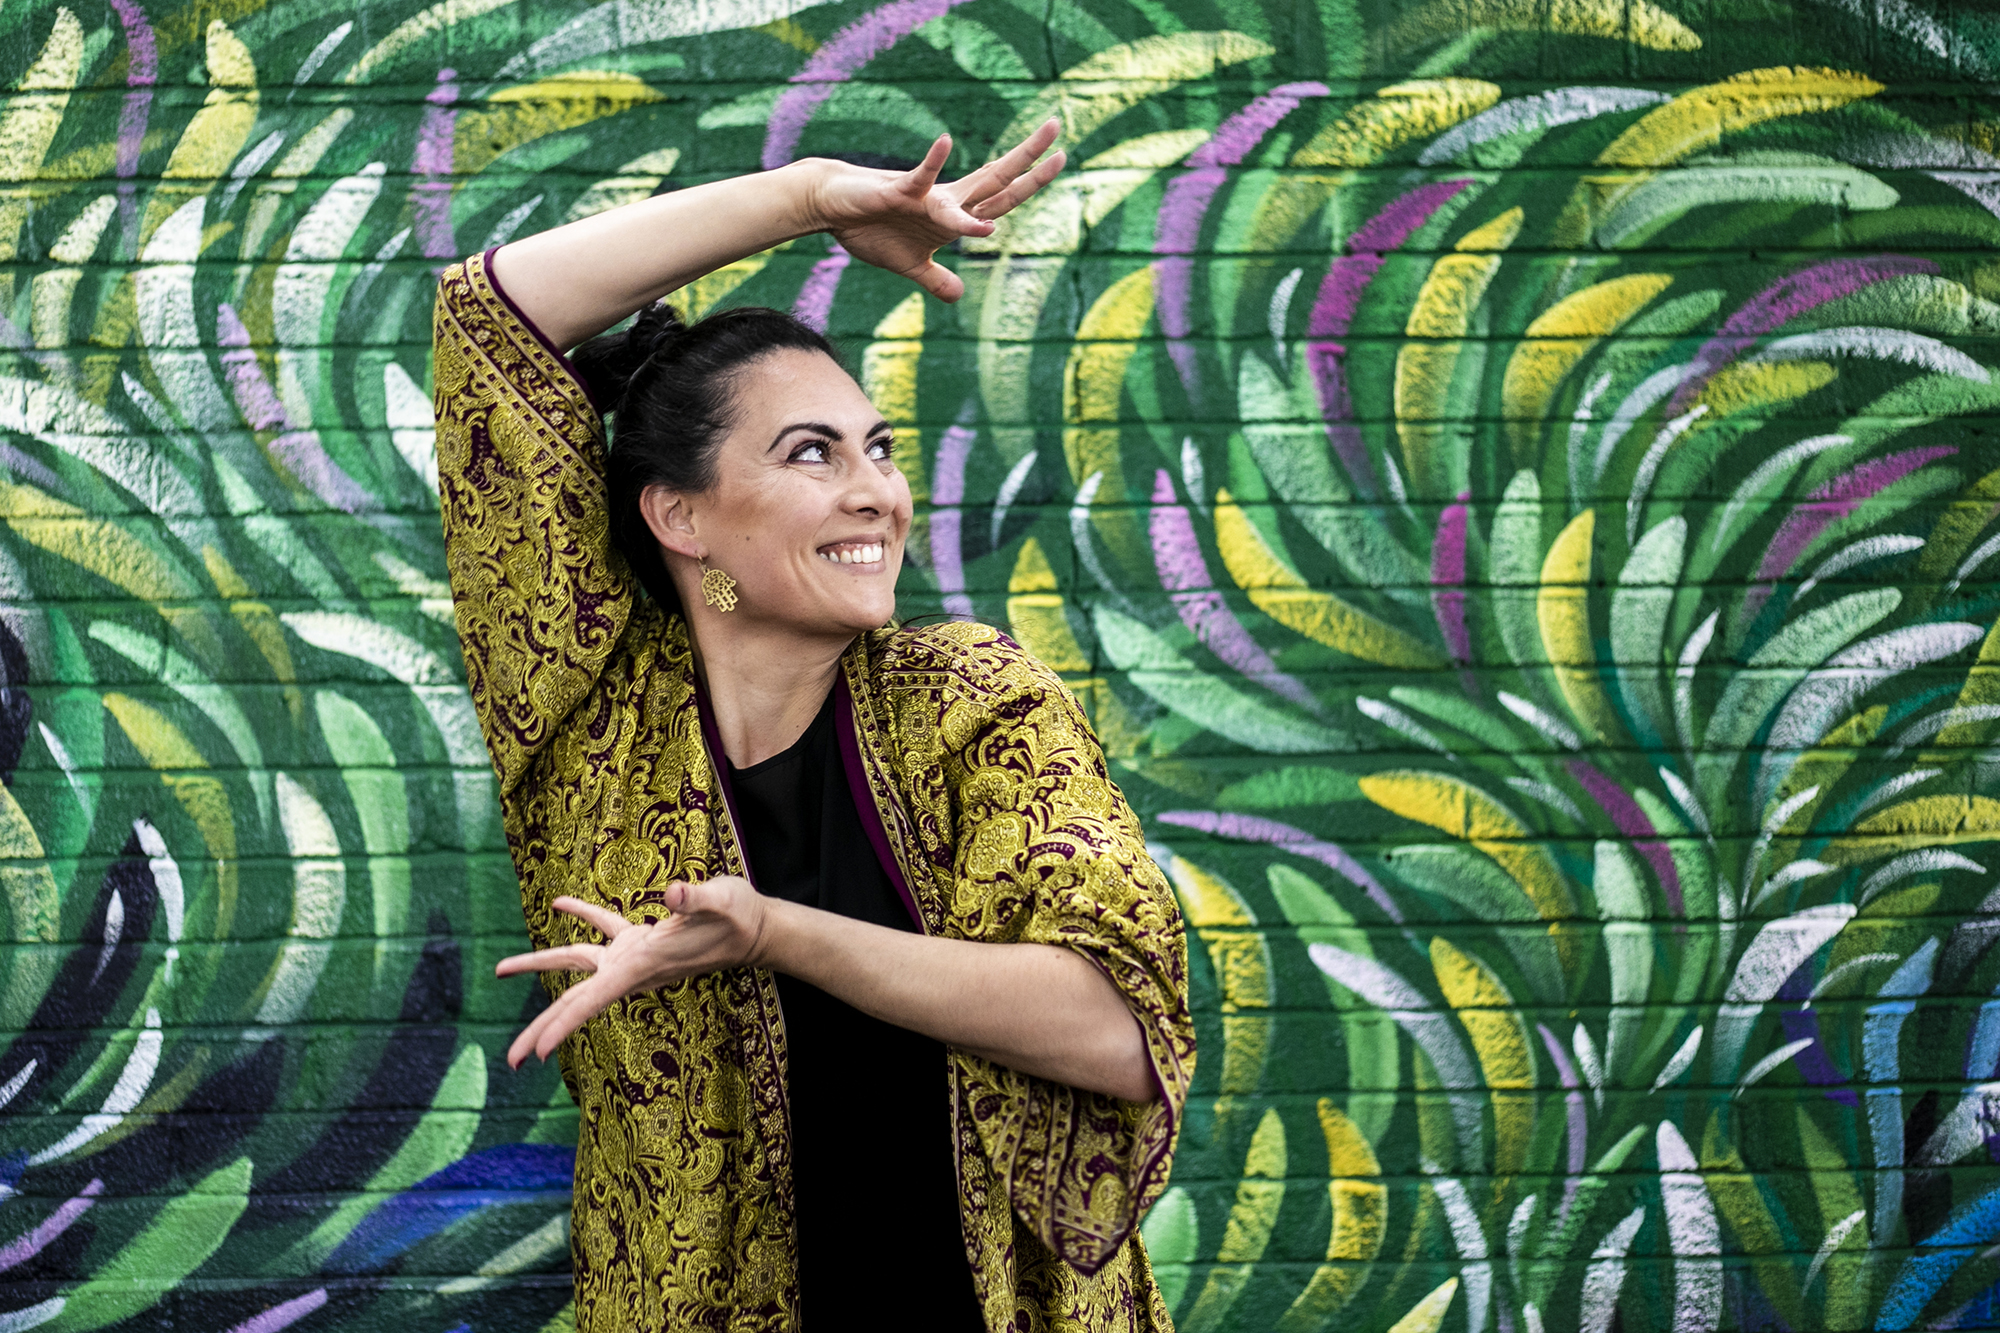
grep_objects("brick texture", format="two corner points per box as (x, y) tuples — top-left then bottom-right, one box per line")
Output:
(0, 0), (1997, 1330)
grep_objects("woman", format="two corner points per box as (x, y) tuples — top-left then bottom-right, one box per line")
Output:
(431, 121), (1194, 1330)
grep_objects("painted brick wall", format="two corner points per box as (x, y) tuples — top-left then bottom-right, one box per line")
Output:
(0, 0), (1997, 1329)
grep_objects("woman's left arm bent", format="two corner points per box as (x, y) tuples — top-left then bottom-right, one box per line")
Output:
(497, 882), (1159, 1103)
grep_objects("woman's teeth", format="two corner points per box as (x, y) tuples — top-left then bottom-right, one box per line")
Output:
(819, 543), (883, 565)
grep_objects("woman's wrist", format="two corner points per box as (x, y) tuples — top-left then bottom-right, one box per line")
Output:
(745, 893), (807, 975)
(777, 157), (842, 239)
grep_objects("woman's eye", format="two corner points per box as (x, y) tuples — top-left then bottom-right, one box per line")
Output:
(792, 442), (829, 463)
(867, 437), (895, 461)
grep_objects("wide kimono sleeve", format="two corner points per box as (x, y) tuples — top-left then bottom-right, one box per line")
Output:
(944, 645), (1195, 1275)
(431, 251), (631, 794)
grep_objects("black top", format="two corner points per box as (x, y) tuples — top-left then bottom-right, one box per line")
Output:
(725, 686), (983, 1328)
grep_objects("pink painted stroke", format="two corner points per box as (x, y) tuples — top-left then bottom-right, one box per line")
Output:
(0, 1178), (102, 1270)
(1307, 179), (1473, 498)
(1158, 809), (1403, 924)
(1536, 1024), (1588, 1178)
(763, 0), (980, 170)
(224, 1289), (329, 1333)
(1432, 490), (1473, 681)
(1150, 470), (1324, 716)
(217, 303), (377, 513)
(108, 0), (155, 256)
(928, 420), (976, 618)
(792, 243), (850, 332)
(1567, 759), (1684, 915)
(1153, 82), (1329, 403)
(1739, 444), (1957, 623)
(412, 69), (459, 261)
(1665, 255), (1938, 416)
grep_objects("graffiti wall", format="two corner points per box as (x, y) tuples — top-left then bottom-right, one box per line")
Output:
(0, 0), (1997, 1328)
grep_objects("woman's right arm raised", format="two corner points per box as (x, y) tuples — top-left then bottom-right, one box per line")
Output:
(487, 121), (1065, 352)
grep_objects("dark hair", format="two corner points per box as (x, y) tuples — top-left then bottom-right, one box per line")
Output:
(571, 302), (843, 615)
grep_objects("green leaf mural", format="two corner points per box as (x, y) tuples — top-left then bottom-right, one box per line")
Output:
(0, 0), (1997, 1328)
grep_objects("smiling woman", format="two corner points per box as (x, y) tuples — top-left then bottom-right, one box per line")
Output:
(430, 124), (1194, 1331)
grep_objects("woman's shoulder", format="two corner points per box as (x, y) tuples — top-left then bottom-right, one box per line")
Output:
(864, 618), (1070, 704)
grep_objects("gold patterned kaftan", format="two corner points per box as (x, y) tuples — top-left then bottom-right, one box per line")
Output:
(431, 251), (1195, 1331)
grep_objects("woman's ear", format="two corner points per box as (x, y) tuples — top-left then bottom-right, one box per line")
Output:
(638, 484), (703, 559)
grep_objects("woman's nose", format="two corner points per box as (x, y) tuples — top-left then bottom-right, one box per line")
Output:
(842, 451), (897, 514)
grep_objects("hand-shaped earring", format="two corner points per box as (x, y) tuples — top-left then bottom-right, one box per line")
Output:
(700, 560), (738, 613)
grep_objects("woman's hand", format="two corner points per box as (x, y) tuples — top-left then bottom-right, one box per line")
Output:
(801, 120), (1066, 302)
(495, 879), (769, 1069)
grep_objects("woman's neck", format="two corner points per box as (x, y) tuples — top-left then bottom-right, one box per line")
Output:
(687, 618), (849, 769)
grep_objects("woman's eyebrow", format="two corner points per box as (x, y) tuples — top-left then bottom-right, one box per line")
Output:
(768, 421), (843, 452)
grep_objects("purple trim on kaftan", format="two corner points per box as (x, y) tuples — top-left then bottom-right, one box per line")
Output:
(835, 673), (925, 932)
(480, 247), (599, 414)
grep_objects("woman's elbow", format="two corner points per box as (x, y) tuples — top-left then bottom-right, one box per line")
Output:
(1103, 1021), (1160, 1103)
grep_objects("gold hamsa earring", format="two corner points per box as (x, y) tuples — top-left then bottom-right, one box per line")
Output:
(700, 560), (738, 613)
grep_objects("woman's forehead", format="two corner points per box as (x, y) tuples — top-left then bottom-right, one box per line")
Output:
(731, 350), (875, 426)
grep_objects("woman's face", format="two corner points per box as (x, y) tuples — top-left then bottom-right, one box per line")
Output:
(673, 348), (912, 639)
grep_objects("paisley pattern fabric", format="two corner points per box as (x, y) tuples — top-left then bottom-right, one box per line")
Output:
(432, 251), (1195, 1332)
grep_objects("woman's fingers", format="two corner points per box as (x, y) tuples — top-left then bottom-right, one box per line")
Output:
(550, 895), (630, 939)
(494, 943), (603, 978)
(955, 118), (1061, 209)
(898, 132), (953, 197)
(968, 148), (1066, 221)
(507, 972), (615, 1068)
(908, 259), (966, 303)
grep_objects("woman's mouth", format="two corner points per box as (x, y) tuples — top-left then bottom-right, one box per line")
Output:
(817, 540), (884, 566)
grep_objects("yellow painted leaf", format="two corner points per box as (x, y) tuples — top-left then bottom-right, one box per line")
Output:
(0, 482), (198, 602)
(1359, 771), (1576, 922)
(997, 31), (1272, 149)
(1251, 79), (1500, 251)
(456, 72), (664, 177)
(1387, 1277), (1462, 1333)
(1696, 360), (1836, 418)
(1170, 856), (1256, 928)
(1214, 494), (1446, 667)
(1431, 937), (1534, 1173)
(0, 8), (83, 261)
(861, 292), (924, 502)
(1182, 1108), (1287, 1328)
(1501, 274), (1675, 456)
(1063, 267), (1155, 574)
(142, 21), (261, 245)
(104, 694), (205, 770)
(0, 9), (82, 182)
(1597, 67), (1885, 168)
(1925, 614), (2000, 755)
(1538, 509), (1622, 743)
(1916, 463), (2000, 587)
(1825, 795), (2000, 864)
(1005, 538), (1090, 672)
(0, 781), (56, 944)
(1294, 79), (1503, 168)
(1389, 0), (1702, 51)
(1395, 210), (1523, 484)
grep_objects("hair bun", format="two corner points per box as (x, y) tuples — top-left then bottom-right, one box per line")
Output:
(629, 301), (687, 361)
(569, 301), (687, 412)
